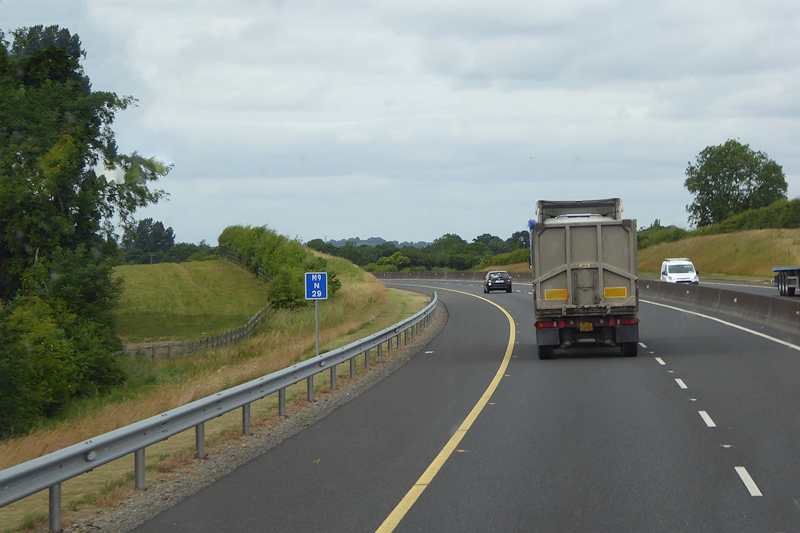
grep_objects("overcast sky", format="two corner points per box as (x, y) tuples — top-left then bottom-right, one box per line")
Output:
(4, 0), (799, 245)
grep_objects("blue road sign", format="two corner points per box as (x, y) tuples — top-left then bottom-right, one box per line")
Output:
(305, 272), (328, 300)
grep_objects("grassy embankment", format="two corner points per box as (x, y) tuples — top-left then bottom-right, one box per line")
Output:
(480, 229), (800, 281)
(0, 256), (428, 532)
(114, 260), (272, 343)
(638, 228), (800, 280)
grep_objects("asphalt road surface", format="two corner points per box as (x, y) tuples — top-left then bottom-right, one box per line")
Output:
(131, 279), (800, 533)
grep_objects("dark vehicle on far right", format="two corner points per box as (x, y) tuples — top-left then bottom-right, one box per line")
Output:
(773, 266), (800, 296)
(484, 271), (512, 293)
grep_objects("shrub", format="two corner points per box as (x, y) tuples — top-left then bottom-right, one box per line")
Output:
(266, 269), (305, 309)
(694, 198), (800, 236)
(219, 225), (341, 309)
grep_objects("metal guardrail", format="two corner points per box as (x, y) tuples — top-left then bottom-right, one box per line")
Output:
(0, 293), (437, 532)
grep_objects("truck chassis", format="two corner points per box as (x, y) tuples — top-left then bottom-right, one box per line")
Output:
(773, 266), (800, 296)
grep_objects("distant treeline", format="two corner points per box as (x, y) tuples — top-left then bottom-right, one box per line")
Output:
(325, 236), (431, 249)
(116, 218), (216, 265)
(637, 198), (800, 250)
(306, 231), (530, 272)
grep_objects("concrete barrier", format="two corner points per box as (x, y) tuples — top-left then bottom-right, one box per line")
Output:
(639, 280), (800, 334)
(380, 272), (799, 335)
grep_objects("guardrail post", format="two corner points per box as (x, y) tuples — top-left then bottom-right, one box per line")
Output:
(279, 388), (286, 417)
(135, 448), (146, 490)
(330, 365), (337, 391)
(404, 329), (409, 345)
(350, 357), (356, 378)
(242, 403), (251, 435)
(49, 483), (61, 533)
(196, 423), (205, 459)
(307, 375), (314, 402)
(396, 333), (401, 350)
(378, 343), (383, 363)
(365, 349), (370, 370)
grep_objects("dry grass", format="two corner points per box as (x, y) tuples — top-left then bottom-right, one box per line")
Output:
(0, 268), (393, 470)
(638, 229), (800, 279)
(0, 262), (430, 533)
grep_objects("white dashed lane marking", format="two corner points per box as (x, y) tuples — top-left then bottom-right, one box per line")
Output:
(735, 467), (763, 497)
(699, 411), (716, 428)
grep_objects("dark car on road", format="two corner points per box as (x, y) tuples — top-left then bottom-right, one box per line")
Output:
(484, 271), (512, 293)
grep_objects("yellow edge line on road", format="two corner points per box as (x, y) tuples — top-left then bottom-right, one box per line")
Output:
(376, 286), (516, 532)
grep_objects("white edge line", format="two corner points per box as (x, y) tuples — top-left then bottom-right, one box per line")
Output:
(641, 299), (800, 352)
(735, 466), (763, 497)
(699, 410), (716, 427)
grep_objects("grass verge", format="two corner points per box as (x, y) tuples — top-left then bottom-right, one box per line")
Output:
(0, 259), (429, 532)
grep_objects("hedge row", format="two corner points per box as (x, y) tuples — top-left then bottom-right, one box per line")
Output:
(218, 225), (340, 309)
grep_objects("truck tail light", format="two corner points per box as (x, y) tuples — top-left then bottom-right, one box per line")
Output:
(618, 318), (639, 325)
(535, 321), (558, 328)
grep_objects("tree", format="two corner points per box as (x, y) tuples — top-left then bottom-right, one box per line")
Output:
(507, 230), (529, 249)
(472, 234), (511, 254)
(0, 25), (170, 299)
(0, 26), (169, 435)
(305, 239), (338, 256)
(122, 218), (175, 254)
(684, 140), (787, 227)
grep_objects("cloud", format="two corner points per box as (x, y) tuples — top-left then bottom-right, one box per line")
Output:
(6, 0), (799, 243)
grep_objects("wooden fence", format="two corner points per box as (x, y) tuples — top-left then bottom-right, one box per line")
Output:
(119, 254), (270, 359)
(119, 305), (270, 358)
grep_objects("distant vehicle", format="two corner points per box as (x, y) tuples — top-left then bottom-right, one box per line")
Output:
(529, 198), (639, 359)
(484, 271), (512, 293)
(772, 266), (800, 296)
(660, 258), (699, 284)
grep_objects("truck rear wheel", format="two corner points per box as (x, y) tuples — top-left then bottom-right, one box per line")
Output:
(621, 342), (638, 357)
(538, 345), (554, 360)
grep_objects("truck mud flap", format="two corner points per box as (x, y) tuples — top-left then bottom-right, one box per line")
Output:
(615, 324), (639, 343)
(535, 328), (560, 346)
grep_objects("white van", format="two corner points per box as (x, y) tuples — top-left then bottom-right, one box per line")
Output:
(660, 258), (699, 284)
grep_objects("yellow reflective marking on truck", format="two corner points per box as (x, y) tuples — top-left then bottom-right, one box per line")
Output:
(604, 287), (628, 298)
(545, 289), (568, 300)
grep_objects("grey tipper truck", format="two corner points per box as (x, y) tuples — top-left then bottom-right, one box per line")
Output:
(529, 198), (639, 359)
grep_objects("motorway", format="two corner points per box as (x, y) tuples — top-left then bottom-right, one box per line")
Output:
(131, 279), (800, 533)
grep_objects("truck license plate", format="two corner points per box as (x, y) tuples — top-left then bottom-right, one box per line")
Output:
(580, 322), (594, 332)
